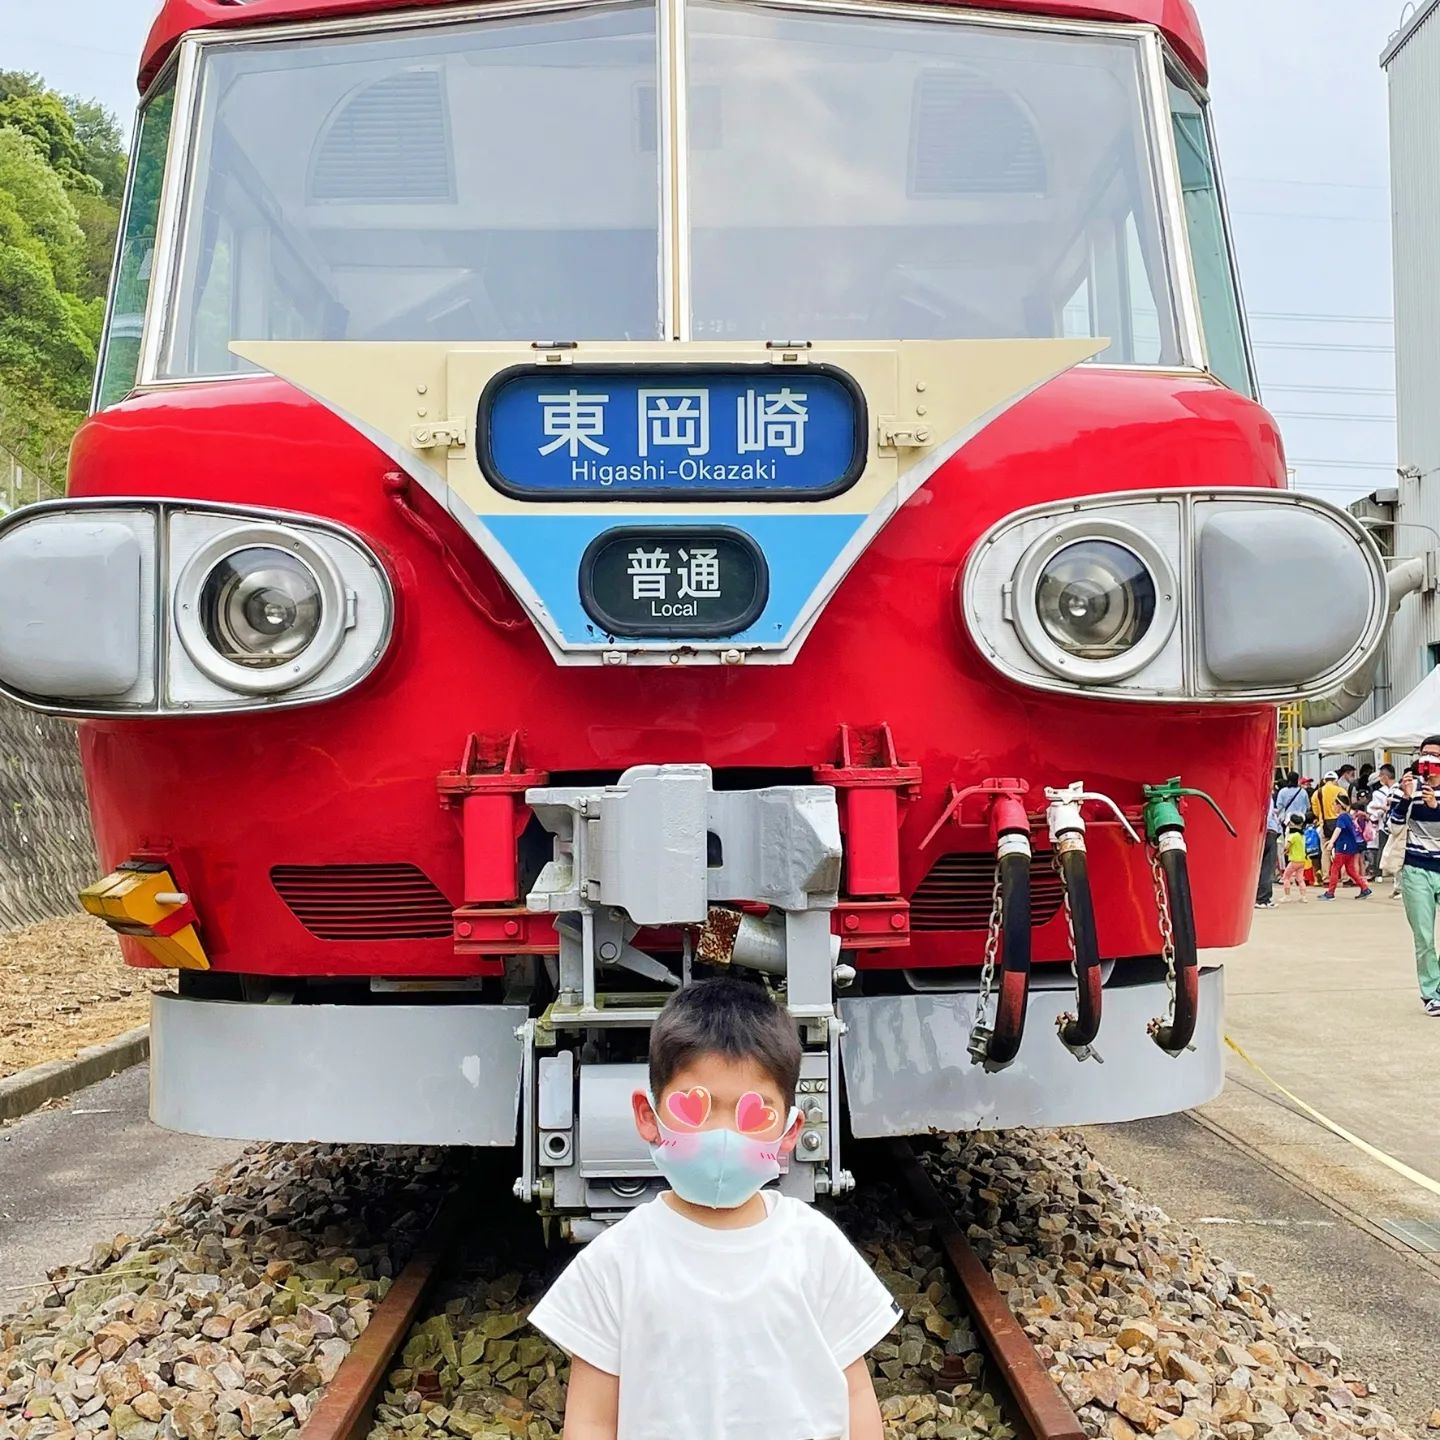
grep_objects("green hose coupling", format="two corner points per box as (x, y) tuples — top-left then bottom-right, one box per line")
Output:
(1142, 778), (1238, 842)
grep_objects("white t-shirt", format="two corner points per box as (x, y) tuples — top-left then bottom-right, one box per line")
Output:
(528, 1191), (902, 1440)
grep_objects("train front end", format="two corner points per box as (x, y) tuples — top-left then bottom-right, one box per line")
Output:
(0, 0), (1389, 1229)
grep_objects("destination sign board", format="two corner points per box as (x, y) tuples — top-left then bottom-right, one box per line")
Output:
(478, 365), (866, 501)
(580, 527), (769, 638)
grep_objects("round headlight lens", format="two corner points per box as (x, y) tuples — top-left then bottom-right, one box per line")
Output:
(199, 547), (323, 668)
(1035, 540), (1156, 660)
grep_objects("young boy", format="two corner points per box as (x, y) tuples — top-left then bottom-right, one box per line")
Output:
(1320, 801), (1373, 900)
(528, 977), (900, 1440)
(1281, 817), (1309, 901)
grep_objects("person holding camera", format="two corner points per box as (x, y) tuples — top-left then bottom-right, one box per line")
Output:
(1389, 737), (1440, 1017)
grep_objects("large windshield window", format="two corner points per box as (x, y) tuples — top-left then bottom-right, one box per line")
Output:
(138, 0), (1201, 381)
(161, 4), (661, 378)
(687, 4), (1181, 359)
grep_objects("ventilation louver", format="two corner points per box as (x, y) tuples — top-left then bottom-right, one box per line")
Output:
(909, 852), (1064, 932)
(310, 70), (454, 204)
(272, 863), (454, 940)
(909, 69), (1046, 197)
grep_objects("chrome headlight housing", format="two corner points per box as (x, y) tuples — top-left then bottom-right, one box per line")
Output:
(174, 526), (349, 695)
(964, 489), (1388, 703)
(1011, 519), (1178, 684)
(0, 500), (393, 716)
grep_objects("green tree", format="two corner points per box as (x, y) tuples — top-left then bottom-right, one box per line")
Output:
(0, 125), (97, 439)
(0, 243), (96, 411)
(0, 379), (78, 505)
(0, 127), (86, 293)
(66, 98), (127, 199)
(69, 188), (120, 301)
(0, 72), (44, 104)
(0, 91), (95, 193)
(0, 72), (130, 487)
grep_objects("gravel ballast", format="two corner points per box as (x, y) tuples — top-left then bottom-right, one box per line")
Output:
(1, 1130), (1424, 1440)
(920, 1131), (1419, 1440)
(1, 1143), (454, 1440)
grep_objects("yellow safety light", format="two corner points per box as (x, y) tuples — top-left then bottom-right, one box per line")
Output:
(79, 859), (210, 970)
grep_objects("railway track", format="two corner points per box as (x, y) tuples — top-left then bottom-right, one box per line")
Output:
(296, 1142), (1086, 1440)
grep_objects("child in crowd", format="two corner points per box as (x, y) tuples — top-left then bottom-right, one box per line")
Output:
(1303, 820), (1323, 885)
(1281, 817), (1310, 901)
(1321, 801), (1374, 900)
(1355, 808), (1376, 870)
(529, 977), (901, 1440)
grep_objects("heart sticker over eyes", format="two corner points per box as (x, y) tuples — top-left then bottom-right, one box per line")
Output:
(665, 1087), (712, 1129)
(735, 1091), (780, 1135)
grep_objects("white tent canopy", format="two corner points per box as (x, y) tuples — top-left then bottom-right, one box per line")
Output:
(1313, 666), (1440, 755)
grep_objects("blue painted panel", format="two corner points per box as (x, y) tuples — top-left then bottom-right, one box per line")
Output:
(478, 366), (865, 500)
(486, 513), (865, 645)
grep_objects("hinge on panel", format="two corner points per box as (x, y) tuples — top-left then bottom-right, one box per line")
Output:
(531, 341), (577, 366)
(411, 421), (468, 452)
(877, 416), (933, 449)
(766, 340), (812, 365)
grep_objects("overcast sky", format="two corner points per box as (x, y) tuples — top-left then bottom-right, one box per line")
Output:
(0, 0), (1409, 504)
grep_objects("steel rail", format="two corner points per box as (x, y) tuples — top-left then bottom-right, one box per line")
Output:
(892, 1141), (1087, 1440)
(300, 1147), (1085, 1440)
(297, 1186), (470, 1440)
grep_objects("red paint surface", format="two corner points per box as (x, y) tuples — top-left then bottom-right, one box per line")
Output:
(70, 368), (1281, 979)
(140, 0), (1206, 93)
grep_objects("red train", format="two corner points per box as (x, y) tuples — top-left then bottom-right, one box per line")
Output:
(0, 0), (1388, 1230)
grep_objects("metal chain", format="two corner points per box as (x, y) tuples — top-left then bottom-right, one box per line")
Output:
(1053, 848), (1080, 1039)
(976, 861), (1004, 1021)
(1055, 850), (1078, 979)
(1148, 843), (1177, 1024)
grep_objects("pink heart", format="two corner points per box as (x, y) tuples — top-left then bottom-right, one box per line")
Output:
(665, 1087), (711, 1129)
(736, 1091), (780, 1135)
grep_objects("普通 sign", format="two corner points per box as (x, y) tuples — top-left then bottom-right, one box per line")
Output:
(580, 528), (769, 638)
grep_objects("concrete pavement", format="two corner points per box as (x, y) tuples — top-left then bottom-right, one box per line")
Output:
(0, 1065), (240, 1316)
(1211, 891), (1440, 1223)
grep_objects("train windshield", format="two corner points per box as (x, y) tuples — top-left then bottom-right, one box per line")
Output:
(106, 2), (1222, 391)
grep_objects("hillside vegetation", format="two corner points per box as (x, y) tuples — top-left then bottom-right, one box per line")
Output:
(0, 70), (128, 506)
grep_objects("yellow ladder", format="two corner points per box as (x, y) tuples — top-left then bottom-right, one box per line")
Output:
(1276, 703), (1302, 776)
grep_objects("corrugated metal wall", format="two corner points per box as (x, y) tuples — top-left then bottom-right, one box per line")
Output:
(1385, 4), (1440, 706)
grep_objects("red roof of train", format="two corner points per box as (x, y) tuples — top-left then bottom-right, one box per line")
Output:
(140, 0), (1206, 91)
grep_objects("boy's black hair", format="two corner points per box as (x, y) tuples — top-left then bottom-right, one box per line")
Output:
(649, 977), (802, 1106)
(1337, 764), (1357, 779)
(1288, 815), (1306, 829)
(1423, 736), (1440, 751)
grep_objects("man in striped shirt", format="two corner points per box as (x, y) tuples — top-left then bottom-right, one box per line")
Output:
(1390, 737), (1440, 1017)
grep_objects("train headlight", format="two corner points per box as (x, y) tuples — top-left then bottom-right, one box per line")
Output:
(175, 528), (348, 694)
(0, 500), (393, 716)
(964, 489), (1389, 702)
(1011, 521), (1177, 684)
(1036, 542), (1156, 658)
(198, 547), (324, 668)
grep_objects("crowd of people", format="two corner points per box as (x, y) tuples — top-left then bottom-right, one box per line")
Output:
(1259, 739), (1440, 1017)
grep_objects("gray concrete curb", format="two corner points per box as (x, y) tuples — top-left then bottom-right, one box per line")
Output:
(0, 1026), (149, 1123)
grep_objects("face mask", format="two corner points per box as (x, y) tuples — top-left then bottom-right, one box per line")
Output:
(646, 1089), (800, 1210)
